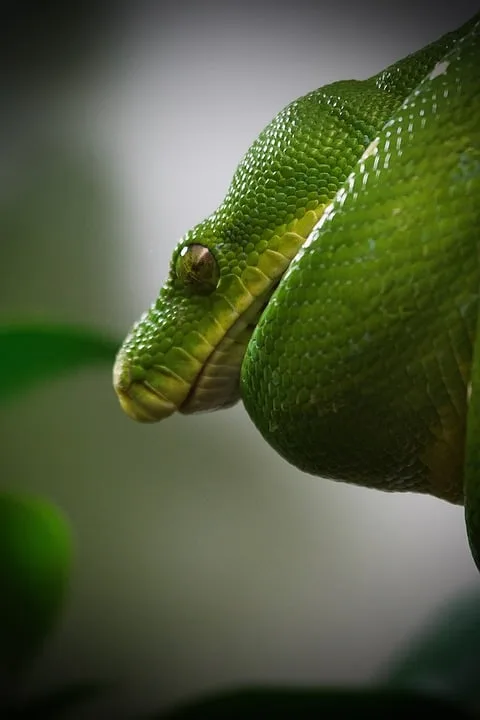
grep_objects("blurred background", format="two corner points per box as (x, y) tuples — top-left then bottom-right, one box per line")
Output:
(1, 0), (479, 716)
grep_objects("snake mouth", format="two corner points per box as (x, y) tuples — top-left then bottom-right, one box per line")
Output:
(113, 289), (272, 423)
(113, 352), (178, 423)
(178, 308), (261, 415)
(116, 382), (176, 423)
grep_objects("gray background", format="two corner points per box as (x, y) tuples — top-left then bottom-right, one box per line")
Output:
(1, 1), (478, 716)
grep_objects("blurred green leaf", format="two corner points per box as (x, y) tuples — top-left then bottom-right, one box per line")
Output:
(0, 323), (119, 403)
(385, 589), (480, 708)
(156, 687), (473, 719)
(0, 492), (72, 679)
(9, 680), (112, 718)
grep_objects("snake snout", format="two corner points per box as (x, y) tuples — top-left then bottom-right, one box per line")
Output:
(113, 351), (177, 423)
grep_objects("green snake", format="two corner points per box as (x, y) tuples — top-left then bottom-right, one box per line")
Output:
(113, 13), (480, 570)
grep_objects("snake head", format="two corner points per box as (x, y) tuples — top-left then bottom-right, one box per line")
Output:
(113, 86), (342, 422)
(113, 221), (282, 423)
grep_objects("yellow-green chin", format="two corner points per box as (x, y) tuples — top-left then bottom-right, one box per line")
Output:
(113, 364), (176, 424)
(112, 325), (249, 423)
(115, 383), (176, 423)
(112, 349), (176, 422)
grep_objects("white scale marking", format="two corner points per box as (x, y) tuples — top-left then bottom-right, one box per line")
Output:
(359, 136), (380, 161)
(428, 60), (449, 80)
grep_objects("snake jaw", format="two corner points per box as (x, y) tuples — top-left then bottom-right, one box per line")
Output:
(113, 280), (276, 422)
(179, 312), (260, 415)
(112, 303), (251, 423)
(113, 350), (178, 422)
(113, 334), (247, 422)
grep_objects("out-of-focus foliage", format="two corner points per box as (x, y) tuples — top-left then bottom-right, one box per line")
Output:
(156, 687), (475, 719)
(385, 589), (480, 710)
(156, 589), (480, 718)
(0, 324), (118, 404)
(0, 321), (116, 717)
(0, 492), (72, 678)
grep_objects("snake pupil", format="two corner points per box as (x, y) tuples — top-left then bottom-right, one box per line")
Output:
(176, 243), (219, 293)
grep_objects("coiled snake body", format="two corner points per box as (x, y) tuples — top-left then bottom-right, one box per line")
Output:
(114, 13), (480, 569)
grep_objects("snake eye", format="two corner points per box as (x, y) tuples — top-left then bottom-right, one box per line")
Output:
(175, 244), (220, 294)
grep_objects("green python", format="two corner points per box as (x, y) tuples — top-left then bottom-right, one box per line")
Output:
(114, 13), (480, 569)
